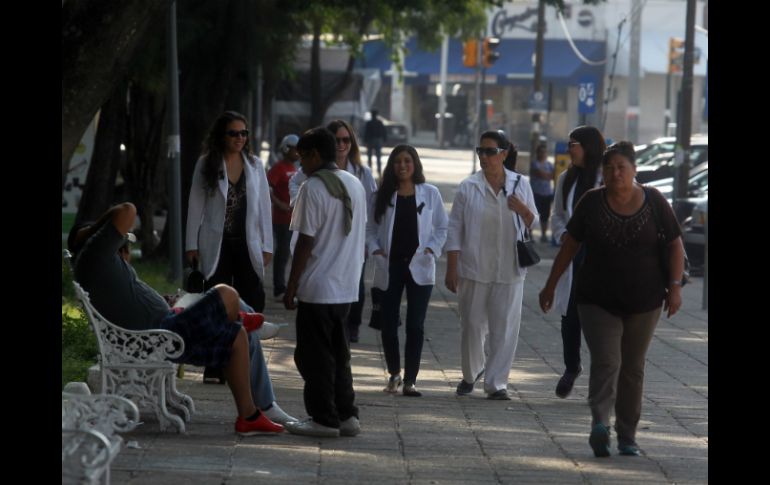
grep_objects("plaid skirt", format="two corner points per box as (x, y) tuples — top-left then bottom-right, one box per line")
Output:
(159, 288), (242, 368)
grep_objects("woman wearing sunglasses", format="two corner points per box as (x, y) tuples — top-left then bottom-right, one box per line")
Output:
(324, 120), (377, 343)
(367, 145), (448, 397)
(445, 130), (538, 400)
(185, 110), (273, 383)
(549, 125), (606, 400)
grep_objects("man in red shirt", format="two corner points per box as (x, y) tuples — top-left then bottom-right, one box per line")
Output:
(267, 134), (299, 300)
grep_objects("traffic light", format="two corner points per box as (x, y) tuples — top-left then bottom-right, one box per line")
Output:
(483, 37), (501, 68)
(463, 40), (478, 68)
(669, 37), (684, 74)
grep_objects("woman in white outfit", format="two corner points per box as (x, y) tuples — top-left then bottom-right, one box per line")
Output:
(185, 111), (273, 383)
(550, 125), (606, 399)
(367, 145), (448, 397)
(445, 130), (538, 400)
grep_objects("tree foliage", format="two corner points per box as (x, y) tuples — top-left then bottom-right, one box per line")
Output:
(62, 0), (172, 191)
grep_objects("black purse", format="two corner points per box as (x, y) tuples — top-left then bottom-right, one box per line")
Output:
(516, 227), (541, 267)
(645, 187), (690, 287)
(512, 175), (540, 267)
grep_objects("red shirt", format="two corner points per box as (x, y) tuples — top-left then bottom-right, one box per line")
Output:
(267, 159), (298, 225)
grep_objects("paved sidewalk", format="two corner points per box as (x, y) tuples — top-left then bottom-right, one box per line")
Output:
(108, 163), (708, 484)
(110, 230), (707, 484)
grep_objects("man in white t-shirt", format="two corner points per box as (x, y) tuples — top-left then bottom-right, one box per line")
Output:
(283, 127), (367, 438)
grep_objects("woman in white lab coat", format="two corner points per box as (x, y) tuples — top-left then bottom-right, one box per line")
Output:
(367, 145), (448, 397)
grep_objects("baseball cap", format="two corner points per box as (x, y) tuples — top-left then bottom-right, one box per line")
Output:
(279, 134), (299, 154)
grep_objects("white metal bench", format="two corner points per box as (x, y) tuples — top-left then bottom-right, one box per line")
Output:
(62, 388), (139, 485)
(70, 279), (195, 433)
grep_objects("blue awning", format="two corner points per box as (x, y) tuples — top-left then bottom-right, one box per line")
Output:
(356, 38), (605, 86)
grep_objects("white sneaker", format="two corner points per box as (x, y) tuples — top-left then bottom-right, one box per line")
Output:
(256, 321), (282, 340)
(262, 401), (297, 425)
(339, 416), (360, 437)
(285, 418), (340, 438)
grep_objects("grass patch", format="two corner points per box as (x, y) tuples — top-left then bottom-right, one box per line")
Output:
(62, 252), (176, 389)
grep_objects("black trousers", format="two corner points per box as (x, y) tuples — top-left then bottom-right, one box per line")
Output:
(294, 302), (359, 428)
(561, 248), (586, 373)
(272, 224), (291, 296)
(346, 261), (366, 331)
(205, 237), (265, 312)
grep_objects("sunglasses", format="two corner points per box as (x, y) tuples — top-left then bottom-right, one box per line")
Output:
(568, 141), (581, 147)
(226, 129), (249, 138)
(335, 137), (351, 145)
(475, 147), (505, 157)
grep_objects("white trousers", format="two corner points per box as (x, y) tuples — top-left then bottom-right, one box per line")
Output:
(458, 278), (525, 393)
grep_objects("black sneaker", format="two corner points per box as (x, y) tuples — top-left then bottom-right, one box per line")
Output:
(456, 368), (484, 395)
(555, 366), (582, 398)
(487, 389), (511, 400)
(589, 423), (611, 457)
(456, 380), (474, 395)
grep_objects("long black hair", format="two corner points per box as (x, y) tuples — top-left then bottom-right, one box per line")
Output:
(326, 119), (362, 172)
(480, 130), (518, 171)
(562, 125), (606, 210)
(201, 111), (254, 194)
(373, 145), (426, 224)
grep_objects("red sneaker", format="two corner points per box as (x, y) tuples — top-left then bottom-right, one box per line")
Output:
(235, 413), (284, 436)
(239, 311), (265, 333)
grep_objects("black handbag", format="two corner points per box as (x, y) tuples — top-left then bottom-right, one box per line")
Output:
(512, 175), (540, 267)
(368, 287), (384, 330)
(516, 238), (541, 267)
(368, 286), (402, 330)
(645, 187), (690, 287)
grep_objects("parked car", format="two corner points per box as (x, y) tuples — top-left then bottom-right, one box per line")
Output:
(381, 116), (409, 144)
(646, 163), (707, 223)
(634, 135), (708, 184)
(682, 198), (707, 275)
(358, 112), (409, 145)
(646, 163), (708, 202)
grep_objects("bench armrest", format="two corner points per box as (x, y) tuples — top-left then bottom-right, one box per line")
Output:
(62, 392), (141, 437)
(73, 282), (185, 364)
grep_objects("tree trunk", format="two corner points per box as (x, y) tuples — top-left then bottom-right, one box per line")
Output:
(62, 0), (172, 192)
(309, 18), (323, 127)
(124, 83), (167, 257)
(75, 83), (127, 223)
(308, 13), (373, 128)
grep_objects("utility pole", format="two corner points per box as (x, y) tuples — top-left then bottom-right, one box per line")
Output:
(472, 37), (482, 174)
(530, 0), (546, 160)
(627, 0), (641, 143)
(438, 34), (449, 148)
(673, 0), (696, 200)
(166, 1), (182, 284)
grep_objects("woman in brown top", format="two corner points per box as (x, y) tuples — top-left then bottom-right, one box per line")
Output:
(539, 141), (685, 458)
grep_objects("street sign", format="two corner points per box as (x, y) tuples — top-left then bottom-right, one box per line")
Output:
(578, 77), (597, 114)
(528, 91), (548, 114)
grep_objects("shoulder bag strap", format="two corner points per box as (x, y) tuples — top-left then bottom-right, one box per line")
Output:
(512, 175), (529, 241)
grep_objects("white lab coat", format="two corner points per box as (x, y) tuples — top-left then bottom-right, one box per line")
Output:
(366, 183), (448, 290)
(185, 153), (273, 279)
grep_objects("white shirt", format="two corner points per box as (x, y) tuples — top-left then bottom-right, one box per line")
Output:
(446, 169), (538, 282)
(290, 169), (367, 303)
(366, 183), (449, 290)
